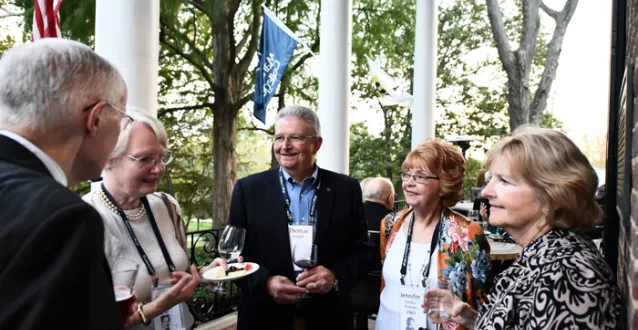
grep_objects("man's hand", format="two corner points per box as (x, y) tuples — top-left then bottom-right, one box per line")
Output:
(295, 266), (336, 294)
(266, 275), (308, 304)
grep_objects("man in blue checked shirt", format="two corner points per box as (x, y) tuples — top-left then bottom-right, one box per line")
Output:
(228, 105), (375, 330)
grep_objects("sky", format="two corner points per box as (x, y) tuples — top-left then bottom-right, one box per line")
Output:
(547, 0), (612, 143)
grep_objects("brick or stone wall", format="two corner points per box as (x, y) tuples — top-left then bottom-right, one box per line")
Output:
(629, 1), (638, 328)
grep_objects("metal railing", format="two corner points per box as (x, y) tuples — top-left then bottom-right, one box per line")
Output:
(185, 228), (241, 327)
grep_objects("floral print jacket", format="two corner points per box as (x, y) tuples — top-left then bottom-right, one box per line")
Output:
(380, 207), (491, 330)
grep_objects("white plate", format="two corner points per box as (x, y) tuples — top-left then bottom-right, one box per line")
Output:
(202, 262), (260, 281)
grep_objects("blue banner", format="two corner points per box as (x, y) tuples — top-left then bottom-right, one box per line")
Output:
(253, 10), (298, 124)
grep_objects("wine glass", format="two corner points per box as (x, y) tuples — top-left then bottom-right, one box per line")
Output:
(108, 257), (139, 303)
(293, 244), (318, 298)
(467, 210), (479, 222)
(211, 225), (246, 294)
(426, 281), (459, 324)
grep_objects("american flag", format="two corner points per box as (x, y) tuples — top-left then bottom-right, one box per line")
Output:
(32, 0), (63, 40)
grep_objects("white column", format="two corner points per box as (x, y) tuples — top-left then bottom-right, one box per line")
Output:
(92, 0), (160, 190)
(412, 0), (438, 148)
(95, 0), (160, 117)
(317, 0), (352, 174)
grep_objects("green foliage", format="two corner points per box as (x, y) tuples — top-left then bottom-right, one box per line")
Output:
(70, 181), (91, 197)
(13, 0), (94, 44)
(349, 0), (510, 196)
(541, 112), (566, 132)
(463, 157), (484, 200)
(157, 110), (215, 224)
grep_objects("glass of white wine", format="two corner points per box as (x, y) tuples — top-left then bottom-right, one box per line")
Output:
(211, 225), (246, 294)
(427, 281), (457, 324)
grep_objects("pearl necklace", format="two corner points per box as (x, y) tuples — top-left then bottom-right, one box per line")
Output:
(97, 188), (146, 220)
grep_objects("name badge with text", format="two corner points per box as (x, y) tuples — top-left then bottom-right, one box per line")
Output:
(399, 286), (430, 330)
(288, 224), (313, 271)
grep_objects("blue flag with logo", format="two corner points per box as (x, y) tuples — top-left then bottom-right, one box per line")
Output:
(253, 8), (298, 124)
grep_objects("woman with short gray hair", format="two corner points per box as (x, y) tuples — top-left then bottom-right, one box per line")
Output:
(84, 108), (230, 329)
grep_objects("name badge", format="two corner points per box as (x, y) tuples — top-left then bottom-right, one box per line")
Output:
(152, 284), (185, 330)
(288, 224), (313, 271)
(399, 285), (430, 330)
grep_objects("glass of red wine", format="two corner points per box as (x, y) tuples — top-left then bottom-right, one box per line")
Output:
(293, 244), (318, 298)
(108, 257), (139, 310)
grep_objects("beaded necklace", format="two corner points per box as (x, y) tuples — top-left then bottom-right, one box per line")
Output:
(97, 188), (146, 220)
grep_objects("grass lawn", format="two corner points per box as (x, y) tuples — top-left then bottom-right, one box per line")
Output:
(186, 219), (213, 232)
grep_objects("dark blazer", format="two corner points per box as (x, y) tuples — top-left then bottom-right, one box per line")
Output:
(229, 168), (375, 330)
(0, 135), (123, 330)
(363, 201), (393, 232)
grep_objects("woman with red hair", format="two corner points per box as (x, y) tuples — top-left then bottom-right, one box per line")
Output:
(375, 138), (490, 330)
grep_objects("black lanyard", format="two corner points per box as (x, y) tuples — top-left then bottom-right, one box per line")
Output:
(278, 169), (321, 225)
(101, 184), (175, 286)
(400, 211), (443, 287)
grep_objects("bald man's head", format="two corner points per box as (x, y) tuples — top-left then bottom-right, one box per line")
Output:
(362, 177), (395, 209)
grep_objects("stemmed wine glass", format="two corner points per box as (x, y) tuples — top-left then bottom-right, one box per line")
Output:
(426, 281), (458, 324)
(293, 244), (318, 298)
(211, 225), (246, 294)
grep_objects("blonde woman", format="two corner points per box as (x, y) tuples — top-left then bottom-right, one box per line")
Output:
(424, 127), (621, 329)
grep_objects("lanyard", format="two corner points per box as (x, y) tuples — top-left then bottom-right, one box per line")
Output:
(400, 211), (443, 287)
(278, 169), (321, 225)
(101, 184), (175, 286)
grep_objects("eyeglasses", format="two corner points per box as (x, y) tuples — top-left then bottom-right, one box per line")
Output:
(105, 103), (134, 130)
(124, 152), (174, 168)
(400, 171), (439, 184)
(82, 101), (133, 130)
(271, 134), (318, 145)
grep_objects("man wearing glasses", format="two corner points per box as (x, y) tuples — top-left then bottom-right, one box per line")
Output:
(0, 39), (132, 329)
(228, 105), (375, 330)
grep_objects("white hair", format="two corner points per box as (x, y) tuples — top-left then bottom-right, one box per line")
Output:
(108, 107), (168, 163)
(0, 38), (126, 136)
(363, 177), (395, 201)
(275, 105), (321, 136)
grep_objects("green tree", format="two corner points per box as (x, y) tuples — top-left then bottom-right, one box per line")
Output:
(486, 0), (579, 130)
(13, 0), (320, 227)
(349, 0), (510, 192)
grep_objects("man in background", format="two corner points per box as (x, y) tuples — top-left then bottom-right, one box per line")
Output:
(362, 177), (395, 232)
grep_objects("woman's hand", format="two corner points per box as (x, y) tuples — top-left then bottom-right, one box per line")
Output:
(422, 288), (477, 329)
(118, 293), (138, 327)
(480, 202), (489, 222)
(147, 266), (200, 317)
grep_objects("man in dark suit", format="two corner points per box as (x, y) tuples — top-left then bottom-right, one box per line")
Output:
(0, 39), (132, 329)
(362, 177), (395, 232)
(229, 105), (375, 330)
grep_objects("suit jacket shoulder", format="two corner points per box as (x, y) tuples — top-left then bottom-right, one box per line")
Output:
(0, 158), (122, 329)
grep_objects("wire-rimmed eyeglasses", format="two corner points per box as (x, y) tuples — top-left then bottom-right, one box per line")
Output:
(105, 103), (134, 130)
(124, 152), (174, 168)
(400, 171), (439, 184)
(82, 101), (133, 130)
(271, 134), (318, 145)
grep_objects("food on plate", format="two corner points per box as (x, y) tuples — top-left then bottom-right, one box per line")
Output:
(213, 267), (225, 278)
(225, 265), (246, 277)
(206, 263), (256, 280)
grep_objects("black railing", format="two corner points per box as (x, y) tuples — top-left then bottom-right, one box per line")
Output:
(185, 228), (241, 327)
